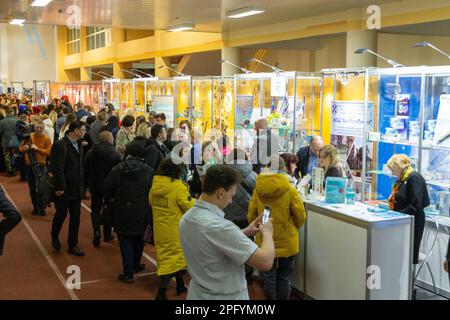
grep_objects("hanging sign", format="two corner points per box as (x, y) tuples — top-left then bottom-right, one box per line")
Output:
(271, 76), (287, 97)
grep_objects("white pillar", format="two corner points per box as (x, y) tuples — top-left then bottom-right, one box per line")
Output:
(346, 30), (377, 68)
(0, 24), (9, 84)
(221, 47), (242, 76)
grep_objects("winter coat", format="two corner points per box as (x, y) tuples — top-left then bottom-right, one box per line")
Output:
(223, 161), (257, 228)
(144, 139), (170, 171)
(115, 127), (135, 154)
(123, 136), (148, 159)
(149, 175), (195, 276)
(103, 157), (153, 236)
(0, 115), (18, 148)
(84, 142), (121, 194)
(248, 172), (306, 258)
(49, 136), (85, 200)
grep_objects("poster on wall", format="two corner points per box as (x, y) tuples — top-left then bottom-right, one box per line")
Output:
(153, 96), (175, 127)
(331, 101), (374, 137)
(235, 95), (254, 128)
(432, 94), (450, 148)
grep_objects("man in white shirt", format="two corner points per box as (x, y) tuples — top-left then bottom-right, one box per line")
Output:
(179, 165), (274, 300)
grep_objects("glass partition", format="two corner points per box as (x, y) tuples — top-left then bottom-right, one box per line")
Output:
(33, 80), (51, 105)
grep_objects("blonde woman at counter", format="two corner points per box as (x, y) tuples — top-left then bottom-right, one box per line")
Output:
(318, 145), (345, 185)
(387, 154), (429, 265)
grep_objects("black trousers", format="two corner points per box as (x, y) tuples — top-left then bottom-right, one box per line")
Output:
(90, 190), (111, 238)
(0, 209), (22, 256)
(51, 197), (81, 248)
(117, 234), (144, 276)
(25, 165), (46, 212)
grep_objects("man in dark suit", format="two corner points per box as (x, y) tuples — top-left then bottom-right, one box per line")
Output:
(50, 121), (86, 257)
(144, 124), (169, 171)
(295, 135), (324, 179)
(0, 186), (21, 256)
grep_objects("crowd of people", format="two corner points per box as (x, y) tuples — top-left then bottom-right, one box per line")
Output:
(0, 92), (449, 300)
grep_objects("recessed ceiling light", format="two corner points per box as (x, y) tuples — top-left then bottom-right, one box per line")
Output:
(226, 6), (265, 19)
(9, 19), (26, 25)
(31, 0), (53, 7)
(167, 23), (195, 32)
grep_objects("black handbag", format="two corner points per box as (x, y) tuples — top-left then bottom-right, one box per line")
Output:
(143, 206), (154, 245)
(37, 172), (55, 207)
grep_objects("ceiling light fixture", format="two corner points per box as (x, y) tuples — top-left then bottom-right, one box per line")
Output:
(354, 48), (405, 68)
(9, 19), (26, 26)
(413, 41), (450, 60)
(92, 72), (112, 80)
(226, 6), (265, 19)
(167, 23), (195, 32)
(120, 69), (142, 78)
(219, 59), (252, 74)
(31, 0), (53, 7)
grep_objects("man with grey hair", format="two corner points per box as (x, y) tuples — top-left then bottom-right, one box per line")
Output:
(90, 111), (108, 144)
(295, 135), (324, 178)
(250, 118), (280, 174)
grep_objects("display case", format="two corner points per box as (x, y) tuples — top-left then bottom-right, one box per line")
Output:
(174, 76), (192, 126)
(234, 72), (323, 155)
(212, 76), (234, 137)
(132, 77), (159, 116)
(322, 68), (377, 200)
(0, 83), (7, 94)
(151, 78), (175, 127)
(33, 80), (51, 105)
(11, 81), (24, 98)
(120, 79), (134, 114)
(324, 66), (450, 220)
(102, 78), (121, 110)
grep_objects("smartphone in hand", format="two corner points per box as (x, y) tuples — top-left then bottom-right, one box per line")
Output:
(262, 206), (271, 224)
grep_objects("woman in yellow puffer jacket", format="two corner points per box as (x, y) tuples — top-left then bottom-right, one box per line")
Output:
(149, 158), (195, 300)
(248, 156), (306, 300)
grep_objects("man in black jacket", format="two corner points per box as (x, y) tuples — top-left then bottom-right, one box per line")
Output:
(50, 121), (86, 257)
(103, 143), (154, 283)
(0, 186), (21, 256)
(85, 131), (121, 247)
(295, 135), (324, 179)
(145, 125), (169, 171)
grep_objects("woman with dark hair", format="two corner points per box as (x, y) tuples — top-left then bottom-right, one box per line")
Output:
(280, 153), (299, 185)
(116, 115), (136, 157)
(103, 115), (120, 146)
(150, 158), (195, 300)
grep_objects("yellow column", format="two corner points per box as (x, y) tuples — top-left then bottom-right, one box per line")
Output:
(113, 61), (125, 79)
(221, 46), (242, 76)
(80, 66), (90, 81)
(346, 30), (377, 68)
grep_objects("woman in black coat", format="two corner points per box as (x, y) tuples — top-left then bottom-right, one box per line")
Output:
(387, 154), (429, 265)
(103, 143), (154, 283)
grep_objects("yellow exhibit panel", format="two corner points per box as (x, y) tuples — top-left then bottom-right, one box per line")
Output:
(192, 77), (213, 135)
(174, 76), (191, 126)
(212, 77), (234, 139)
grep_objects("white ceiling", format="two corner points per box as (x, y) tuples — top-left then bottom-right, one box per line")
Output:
(0, 0), (399, 32)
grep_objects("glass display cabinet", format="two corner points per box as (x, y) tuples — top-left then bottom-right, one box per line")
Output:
(11, 81), (24, 98)
(321, 68), (377, 200)
(174, 76), (192, 126)
(234, 72), (323, 155)
(102, 79), (121, 110)
(151, 78), (175, 127)
(0, 82), (7, 94)
(133, 77), (159, 117)
(33, 80), (51, 105)
(120, 79), (134, 114)
(212, 76), (234, 138)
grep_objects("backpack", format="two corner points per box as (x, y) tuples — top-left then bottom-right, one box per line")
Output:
(16, 121), (31, 141)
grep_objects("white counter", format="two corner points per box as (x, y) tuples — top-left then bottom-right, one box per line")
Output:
(292, 200), (413, 300)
